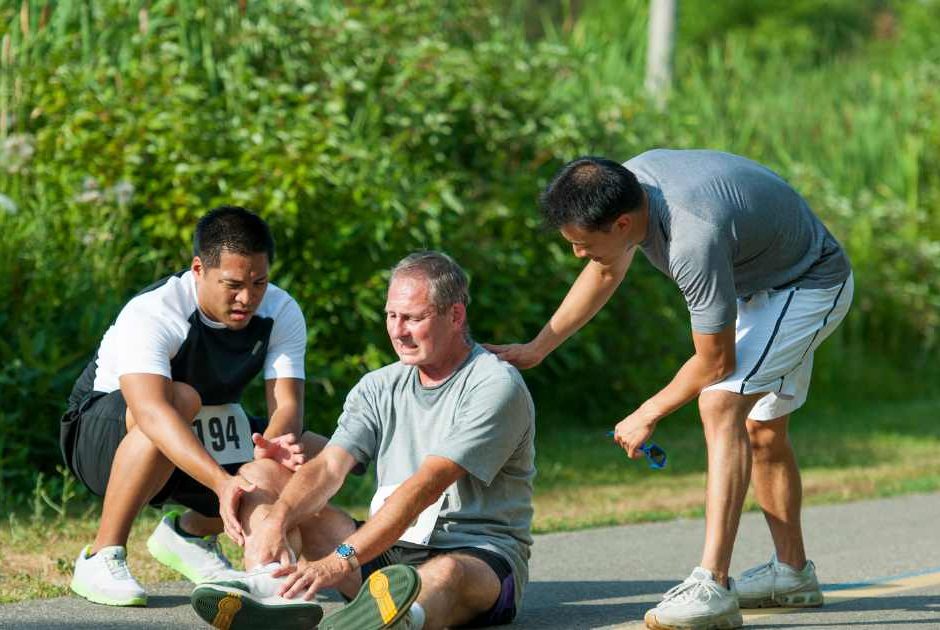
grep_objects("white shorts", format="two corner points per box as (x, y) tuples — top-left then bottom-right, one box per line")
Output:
(703, 273), (854, 421)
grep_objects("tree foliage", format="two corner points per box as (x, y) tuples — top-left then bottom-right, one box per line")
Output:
(1, 0), (937, 499)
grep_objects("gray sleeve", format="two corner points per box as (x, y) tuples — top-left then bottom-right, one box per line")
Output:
(430, 374), (533, 486)
(327, 379), (380, 468)
(670, 226), (737, 334)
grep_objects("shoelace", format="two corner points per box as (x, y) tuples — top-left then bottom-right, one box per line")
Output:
(195, 536), (233, 570)
(103, 554), (134, 581)
(662, 577), (724, 604)
(741, 559), (775, 579)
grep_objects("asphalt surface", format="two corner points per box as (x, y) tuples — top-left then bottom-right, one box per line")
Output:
(2, 492), (939, 629)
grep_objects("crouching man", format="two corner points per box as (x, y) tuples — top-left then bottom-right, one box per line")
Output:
(191, 251), (536, 630)
(61, 206), (324, 607)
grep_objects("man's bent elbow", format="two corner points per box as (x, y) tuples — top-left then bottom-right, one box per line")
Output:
(702, 358), (735, 386)
(713, 361), (736, 384)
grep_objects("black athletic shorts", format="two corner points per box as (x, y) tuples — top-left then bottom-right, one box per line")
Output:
(354, 525), (517, 627)
(60, 389), (266, 518)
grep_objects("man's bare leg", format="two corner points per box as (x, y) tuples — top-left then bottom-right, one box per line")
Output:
(232, 467), (503, 629)
(91, 382), (201, 553)
(415, 553), (502, 629)
(237, 458), (298, 568)
(180, 431), (330, 539)
(177, 512), (223, 537)
(747, 414), (807, 568)
(698, 389), (763, 586)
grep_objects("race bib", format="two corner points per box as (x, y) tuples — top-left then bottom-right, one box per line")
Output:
(191, 404), (254, 466)
(370, 483), (447, 546)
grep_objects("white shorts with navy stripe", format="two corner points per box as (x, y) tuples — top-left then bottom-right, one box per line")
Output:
(703, 273), (854, 421)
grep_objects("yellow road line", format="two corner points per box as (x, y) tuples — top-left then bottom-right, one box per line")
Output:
(610, 569), (940, 629)
(745, 569), (940, 621)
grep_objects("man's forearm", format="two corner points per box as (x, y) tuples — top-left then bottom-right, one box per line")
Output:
(641, 353), (732, 422)
(342, 474), (446, 564)
(135, 403), (229, 492)
(269, 456), (346, 531)
(534, 252), (634, 356)
(264, 403), (303, 439)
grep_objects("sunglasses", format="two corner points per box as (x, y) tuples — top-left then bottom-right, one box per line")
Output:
(606, 431), (668, 470)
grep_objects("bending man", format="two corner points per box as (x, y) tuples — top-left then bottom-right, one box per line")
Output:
(487, 150), (852, 630)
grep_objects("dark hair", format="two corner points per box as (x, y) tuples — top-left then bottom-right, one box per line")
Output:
(193, 206), (275, 267)
(390, 250), (470, 312)
(539, 156), (644, 231)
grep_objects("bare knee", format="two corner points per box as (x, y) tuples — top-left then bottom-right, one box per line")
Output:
(746, 419), (791, 461)
(170, 382), (202, 420)
(699, 391), (738, 421)
(421, 554), (467, 588)
(698, 391), (755, 434)
(117, 426), (174, 472)
(239, 458), (291, 494)
(124, 382), (201, 433)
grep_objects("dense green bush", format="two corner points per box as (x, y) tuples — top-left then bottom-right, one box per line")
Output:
(0, 0), (648, 499)
(1, 0), (937, 502)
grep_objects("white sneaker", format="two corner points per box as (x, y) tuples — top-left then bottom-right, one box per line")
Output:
(644, 567), (742, 630)
(70, 544), (147, 606)
(190, 563), (323, 630)
(147, 510), (232, 583)
(736, 554), (823, 608)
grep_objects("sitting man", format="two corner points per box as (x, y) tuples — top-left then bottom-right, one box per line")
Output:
(192, 251), (536, 630)
(61, 206), (324, 606)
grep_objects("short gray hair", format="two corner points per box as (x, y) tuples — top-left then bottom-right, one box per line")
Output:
(390, 250), (471, 312)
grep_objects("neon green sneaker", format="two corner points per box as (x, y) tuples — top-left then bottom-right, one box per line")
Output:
(147, 510), (232, 583)
(70, 544), (147, 607)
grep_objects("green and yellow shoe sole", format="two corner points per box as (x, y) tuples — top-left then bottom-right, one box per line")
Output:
(319, 564), (421, 630)
(191, 581), (323, 630)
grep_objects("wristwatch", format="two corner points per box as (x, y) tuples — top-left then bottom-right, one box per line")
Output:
(335, 542), (359, 570)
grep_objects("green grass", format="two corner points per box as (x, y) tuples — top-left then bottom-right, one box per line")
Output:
(2, 395), (938, 603)
(534, 396), (940, 490)
(530, 396), (940, 532)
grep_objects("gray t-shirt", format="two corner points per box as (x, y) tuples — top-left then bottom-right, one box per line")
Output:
(329, 344), (536, 606)
(626, 149), (852, 333)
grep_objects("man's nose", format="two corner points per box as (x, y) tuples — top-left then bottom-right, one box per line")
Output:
(389, 317), (406, 337)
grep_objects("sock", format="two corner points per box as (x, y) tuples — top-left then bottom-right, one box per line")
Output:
(172, 513), (200, 539)
(409, 602), (426, 629)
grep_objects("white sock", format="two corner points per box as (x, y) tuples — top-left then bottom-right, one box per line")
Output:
(409, 602), (426, 629)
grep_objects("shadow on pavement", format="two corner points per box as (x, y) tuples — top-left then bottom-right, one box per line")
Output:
(146, 594), (191, 609)
(514, 579), (673, 628)
(745, 594), (940, 628)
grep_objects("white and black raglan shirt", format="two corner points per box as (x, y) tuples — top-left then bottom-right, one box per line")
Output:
(68, 270), (306, 409)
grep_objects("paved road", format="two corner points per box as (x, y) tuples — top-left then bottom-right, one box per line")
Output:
(2, 493), (939, 629)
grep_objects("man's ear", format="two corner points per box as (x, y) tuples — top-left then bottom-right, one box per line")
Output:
(452, 303), (467, 329)
(191, 256), (204, 278)
(613, 212), (632, 233)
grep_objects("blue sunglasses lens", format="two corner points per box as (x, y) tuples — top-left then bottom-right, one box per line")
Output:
(643, 444), (667, 469)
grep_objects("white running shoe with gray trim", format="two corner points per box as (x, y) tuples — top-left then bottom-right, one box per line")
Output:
(736, 554), (823, 608)
(644, 567), (742, 630)
(190, 562), (324, 630)
(70, 544), (147, 606)
(146, 510), (232, 583)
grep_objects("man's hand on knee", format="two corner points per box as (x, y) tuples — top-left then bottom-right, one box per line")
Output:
(216, 474), (256, 546)
(245, 504), (294, 567)
(252, 432), (307, 471)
